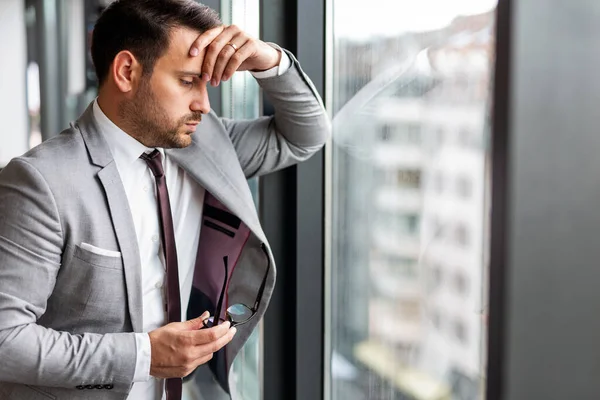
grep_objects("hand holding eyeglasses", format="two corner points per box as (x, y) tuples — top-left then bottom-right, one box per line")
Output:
(202, 249), (271, 329)
(148, 311), (237, 379)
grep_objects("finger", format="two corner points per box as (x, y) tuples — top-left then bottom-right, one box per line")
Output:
(221, 39), (256, 82)
(190, 320), (232, 345)
(197, 326), (237, 355)
(189, 26), (225, 57)
(201, 25), (242, 83)
(195, 353), (214, 366)
(212, 35), (249, 84)
(181, 311), (211, 330)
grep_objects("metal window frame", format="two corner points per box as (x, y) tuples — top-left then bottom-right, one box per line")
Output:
(259, 0), (326, 399)
(486, 0), (511, 397)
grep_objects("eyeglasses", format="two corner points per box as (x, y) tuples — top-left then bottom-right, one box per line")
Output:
(203, 243), (270, 328)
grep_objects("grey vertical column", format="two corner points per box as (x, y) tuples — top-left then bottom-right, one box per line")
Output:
(488, 0), (600, 399)
(295, 0), (325, 399)
(36, 0), (63, 139)
(200, 0), (222, 116)
(260, 0), (326, 399)
(260, 1), (298, 399)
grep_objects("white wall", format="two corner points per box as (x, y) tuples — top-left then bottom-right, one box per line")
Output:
(0, 0), (28, 167)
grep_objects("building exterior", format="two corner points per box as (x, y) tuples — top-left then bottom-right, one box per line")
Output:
(330, 10), (494, 400)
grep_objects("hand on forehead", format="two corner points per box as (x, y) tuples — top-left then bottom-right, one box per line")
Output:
(189, 26), (226, 57)
(163, 26), (223, 75)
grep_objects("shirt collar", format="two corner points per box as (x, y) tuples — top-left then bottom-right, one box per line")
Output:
(92, 99), (161, 167)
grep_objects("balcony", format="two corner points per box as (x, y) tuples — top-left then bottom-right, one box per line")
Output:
(375, 186), (422, 213)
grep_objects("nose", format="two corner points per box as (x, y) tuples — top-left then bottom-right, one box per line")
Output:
(190, 88), (211, 115)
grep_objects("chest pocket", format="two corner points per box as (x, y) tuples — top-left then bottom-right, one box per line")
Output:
(43, 244), (128, 334)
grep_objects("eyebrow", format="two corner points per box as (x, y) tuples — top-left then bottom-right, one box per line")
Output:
(176, 70), (203, 78)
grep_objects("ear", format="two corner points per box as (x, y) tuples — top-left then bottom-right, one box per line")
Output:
(111, 50), (142, 93)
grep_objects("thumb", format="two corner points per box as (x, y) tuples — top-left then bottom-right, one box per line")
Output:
(183, 311), (210, 330)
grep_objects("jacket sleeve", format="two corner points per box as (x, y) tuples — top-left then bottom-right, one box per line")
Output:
(220, 47), (331, 179)
(0, 158), (137, 393)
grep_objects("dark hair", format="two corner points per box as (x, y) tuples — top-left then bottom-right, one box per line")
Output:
(91, 0), (221, 85)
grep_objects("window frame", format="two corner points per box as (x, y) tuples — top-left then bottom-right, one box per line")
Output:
(259, 0), (327, 399)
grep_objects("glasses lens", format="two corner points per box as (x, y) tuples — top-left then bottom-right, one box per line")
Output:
(204, 316), (229, 328)
(227, 304), (253, 323)
(203, 316), (215, 328)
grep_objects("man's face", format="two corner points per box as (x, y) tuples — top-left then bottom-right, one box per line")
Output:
(120, 27), (211, 149)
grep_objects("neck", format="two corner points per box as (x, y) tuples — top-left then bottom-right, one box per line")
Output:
(97, 91), (126, 131)
(97, 90), (147, 145)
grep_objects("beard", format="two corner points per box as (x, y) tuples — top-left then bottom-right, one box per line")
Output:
(118, 77), (203, 149)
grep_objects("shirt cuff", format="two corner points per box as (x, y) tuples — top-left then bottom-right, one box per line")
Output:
(249, 51), (291, 79)
(132, 333), (152, 382)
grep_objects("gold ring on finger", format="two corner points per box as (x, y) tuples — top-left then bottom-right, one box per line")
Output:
(226, 42), (238, 51)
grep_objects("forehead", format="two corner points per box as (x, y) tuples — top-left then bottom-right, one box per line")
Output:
(156, 27), (203, 71)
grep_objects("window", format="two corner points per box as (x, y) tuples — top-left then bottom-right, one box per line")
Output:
(380, 123), (393, 141)
(327, 0), (495, 399)
(432, 264), (444, 287)
(459, 128), (472, 147)
(454, 272), (469, 297)
(455, 224), (470, 248)
(397, 169), (421, 189)
(380, 123), (422, 145)
(457, 175), (473, 199)
(213, 1), (261, 399)
(454, 319), (469, 346)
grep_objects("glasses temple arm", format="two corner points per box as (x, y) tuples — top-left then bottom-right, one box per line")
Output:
(214, 255), (228, 325)
(253, 244), (271, 311)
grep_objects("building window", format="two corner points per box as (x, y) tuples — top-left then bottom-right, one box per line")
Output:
(454, 272), (469, 296)
(455, 224), (470, 247)
(432, 263), (444, 287)
(458, 128), (471, 147)
(380, 123), (393, 141)
(456, 175), (473, 199)
(399, 300), (421, 319)
(454, 320), (468, 345)
(397, 169), (421, 189)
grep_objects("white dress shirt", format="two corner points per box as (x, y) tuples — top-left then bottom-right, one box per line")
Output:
(91, 55), (290, 400)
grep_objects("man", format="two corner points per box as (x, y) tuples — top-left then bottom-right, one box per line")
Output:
(0, 0), (329, 399)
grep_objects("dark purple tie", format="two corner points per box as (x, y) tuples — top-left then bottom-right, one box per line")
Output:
(140, 149), (182, 400)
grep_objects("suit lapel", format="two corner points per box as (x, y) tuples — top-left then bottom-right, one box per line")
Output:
(76, 105), (144, 332)
(97, 165), (144, 332)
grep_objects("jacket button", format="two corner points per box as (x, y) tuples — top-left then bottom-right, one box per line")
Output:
(95, 385), (104, 389)
(76, 385), (84, 390)
(85, 385), (94, 389)
(104, 384), (114, 390)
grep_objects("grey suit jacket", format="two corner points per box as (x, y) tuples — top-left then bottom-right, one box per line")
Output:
(0, 50), (330, 400)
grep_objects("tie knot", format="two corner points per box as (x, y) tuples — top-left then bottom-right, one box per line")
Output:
(140, 149), (164, 178)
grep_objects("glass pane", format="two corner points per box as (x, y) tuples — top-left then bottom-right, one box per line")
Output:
(221, 1), (261, 400)
(0, 0), (88, 167)
(327, 1), (496, 399)
(0, 0), (28, 167)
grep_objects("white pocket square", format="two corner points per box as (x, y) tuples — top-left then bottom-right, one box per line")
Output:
(80, 242), (122, 258)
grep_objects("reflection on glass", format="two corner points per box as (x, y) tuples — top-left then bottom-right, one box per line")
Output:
(221, 1), (261, 400)
(328, 1), (496, 399)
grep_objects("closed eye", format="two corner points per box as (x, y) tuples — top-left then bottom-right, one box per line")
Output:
(180, 79), (194, 87)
